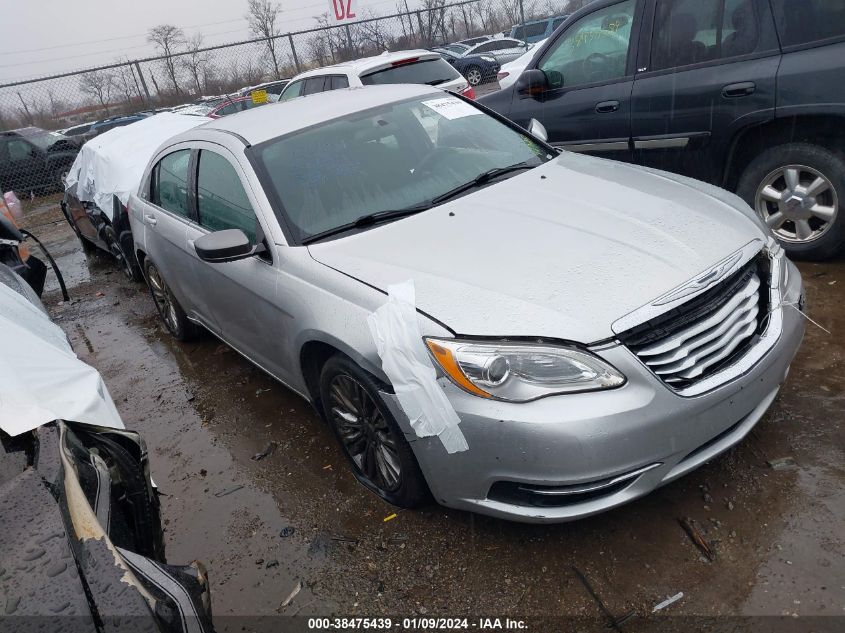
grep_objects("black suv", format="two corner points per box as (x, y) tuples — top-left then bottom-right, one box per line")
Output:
(479, 0), (845, 259)
(0, 128), (78, 195)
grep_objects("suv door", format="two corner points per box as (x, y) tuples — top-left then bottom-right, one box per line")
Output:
(505, 0), (640, 162)
(629, 0), (780, 184)
(191, 147), (286, 378)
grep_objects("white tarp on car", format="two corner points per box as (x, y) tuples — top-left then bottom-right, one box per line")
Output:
(64, 112), (211, 220)
(0, 280), (124, 436)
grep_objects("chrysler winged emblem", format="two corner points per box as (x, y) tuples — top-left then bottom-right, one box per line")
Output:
(653, 250), (744, 306)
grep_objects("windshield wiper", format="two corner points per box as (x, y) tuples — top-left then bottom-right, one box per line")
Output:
(301, 204), (432, 245)
(430, 162), (536, 205)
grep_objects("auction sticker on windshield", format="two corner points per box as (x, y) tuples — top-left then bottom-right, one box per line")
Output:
(422, 97), (481, 120)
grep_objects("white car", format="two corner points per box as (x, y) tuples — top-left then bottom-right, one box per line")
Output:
(279, 50), (475, 101)
(496, 38), (546, 89)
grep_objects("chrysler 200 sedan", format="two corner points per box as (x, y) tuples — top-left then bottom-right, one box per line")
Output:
(128, 84), (805, 523)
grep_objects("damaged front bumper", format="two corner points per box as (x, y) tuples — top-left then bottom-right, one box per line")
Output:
(0, 421), (213, 631)
(384, 261), (806, 523)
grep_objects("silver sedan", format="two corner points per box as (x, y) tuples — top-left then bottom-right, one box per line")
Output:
(128, 84), (805, 523)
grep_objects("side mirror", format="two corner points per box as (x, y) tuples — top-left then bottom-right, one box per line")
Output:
(515, 69), (548, 96)
(527, 118), (548, 143)
(194, 229), (259, 263)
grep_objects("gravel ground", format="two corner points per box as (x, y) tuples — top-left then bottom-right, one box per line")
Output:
(19, 192), (844, 631)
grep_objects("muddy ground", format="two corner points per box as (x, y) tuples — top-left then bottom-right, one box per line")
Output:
(19, 197), (844, 630)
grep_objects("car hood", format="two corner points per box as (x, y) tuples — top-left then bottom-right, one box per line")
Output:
(307, 153), (767, 343)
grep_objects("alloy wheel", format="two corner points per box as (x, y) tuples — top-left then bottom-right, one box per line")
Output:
(328, 373), (402, 493)
(755, 164), (839, 243)
(146, 265), (180, 334)
(467, 68), (482, 86)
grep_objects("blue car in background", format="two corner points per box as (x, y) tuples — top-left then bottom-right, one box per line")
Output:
(83, 113), (151, 142)
(509, 15), (569, 43)
(434, 38), (527, 86)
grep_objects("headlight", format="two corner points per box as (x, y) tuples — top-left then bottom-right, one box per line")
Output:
(425, 338), (626, 402)
(480, 55), (496, 62)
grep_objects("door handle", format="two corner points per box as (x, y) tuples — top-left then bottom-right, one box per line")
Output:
(595, 100), (620, 113)
(722, 81), (756, 98)
(144, 214), (157, 226)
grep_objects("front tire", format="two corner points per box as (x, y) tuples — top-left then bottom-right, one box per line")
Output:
(737, 142), (845, 260)
(143, 259), (200, 341)
(319, 355), (430, 508)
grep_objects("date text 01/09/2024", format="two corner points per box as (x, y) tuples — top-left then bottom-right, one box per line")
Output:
(306, 618), (528, 630)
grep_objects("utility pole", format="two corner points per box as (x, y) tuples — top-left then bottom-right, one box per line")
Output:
(134, 61), (152, 101)
(519, 0), (526, 30)
(16, 92), (32, 123)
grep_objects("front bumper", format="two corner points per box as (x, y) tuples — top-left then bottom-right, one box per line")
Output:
(385, 261), (805, 523)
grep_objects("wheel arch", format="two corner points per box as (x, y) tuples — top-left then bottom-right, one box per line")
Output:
(724, 114), (845, 192)
(299, 334), (388, 417)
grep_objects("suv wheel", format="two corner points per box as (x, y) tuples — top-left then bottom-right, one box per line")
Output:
(143, 259), (200, 341)
(737, 143), (845, 259)
(465, 66), (483, 86)
(319, 355), (430, 508)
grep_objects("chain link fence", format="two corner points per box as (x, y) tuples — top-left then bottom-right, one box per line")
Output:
(0, 0), (579, 197)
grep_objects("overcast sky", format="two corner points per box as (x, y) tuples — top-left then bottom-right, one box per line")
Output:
(0, 0), (411, 84)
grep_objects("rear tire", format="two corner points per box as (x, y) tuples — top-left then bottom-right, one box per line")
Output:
(143, 259), (200, 341)
(103, 226), (141, 281)
(465, 66), (483, 86)
(736, 142), (845, 260)
(319, 354), (430, 508)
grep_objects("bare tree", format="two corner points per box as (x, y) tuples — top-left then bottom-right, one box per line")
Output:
(79, 70), (115, 111)
(112, 60), (142, 107)
(182, 34), (211, 95)
(246, 0), (281, 79)
(147, 24), (186, 94)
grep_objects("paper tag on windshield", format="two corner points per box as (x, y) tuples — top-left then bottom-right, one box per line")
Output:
(422, 97), (480, 120)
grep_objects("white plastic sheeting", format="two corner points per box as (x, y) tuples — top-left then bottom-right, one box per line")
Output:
(64, 112), (211, 220)
(367, 280), (468, 453)
(0, 282), (124, 436)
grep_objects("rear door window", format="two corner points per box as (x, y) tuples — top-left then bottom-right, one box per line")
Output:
(650, 0), (779, 71)
(152, 150), (191, 218)
(8, 139), (34, 162)
(303, 76), (327, 95)
(360, 58), (460, 86)
(196, 150), (257, 243)
(770, 0), (845, 47)
(329, 75), (350, 90)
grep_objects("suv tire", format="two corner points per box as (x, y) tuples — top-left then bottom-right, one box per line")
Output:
(319, 354), (430, 508)
(737, 143), (845, 260)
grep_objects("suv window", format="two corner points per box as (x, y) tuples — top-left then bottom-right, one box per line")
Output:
(539, 0), (635, 87)
(360, 58), (460, 86)
(303, 77), (326, 95)
(8, 139), (34, 162)
(474, 40), (511, 53)
(280, 80), (304, 101)
(771, 0), (845, 47)
(651, 0), (778, 71)
(152, 150), (191, 218)
(552, 17), (567, 31)
(329, 75), (349, 90)
(196, 150), (257, 243)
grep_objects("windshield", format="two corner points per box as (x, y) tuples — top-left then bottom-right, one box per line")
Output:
(252, 95), (551, 243)
(361, 58), (461, 86)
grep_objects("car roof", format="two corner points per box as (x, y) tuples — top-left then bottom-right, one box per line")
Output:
(196, 84), (442, 146)
(288, 50), (441, 80)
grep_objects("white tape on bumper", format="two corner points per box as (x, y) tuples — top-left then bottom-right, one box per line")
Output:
(367, 280), (468, 454)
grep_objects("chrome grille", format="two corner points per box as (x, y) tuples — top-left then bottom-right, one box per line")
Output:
(621, 259), (767, 389)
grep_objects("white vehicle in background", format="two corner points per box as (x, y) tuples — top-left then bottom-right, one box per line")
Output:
(496, 38), (546, 89)
(279, 50), (476, 101)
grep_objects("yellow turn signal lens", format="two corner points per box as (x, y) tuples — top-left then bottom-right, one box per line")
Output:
(425, 339), (492, 398)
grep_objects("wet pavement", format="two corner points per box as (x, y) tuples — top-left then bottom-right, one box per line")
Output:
(20, 199), (845, 628)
